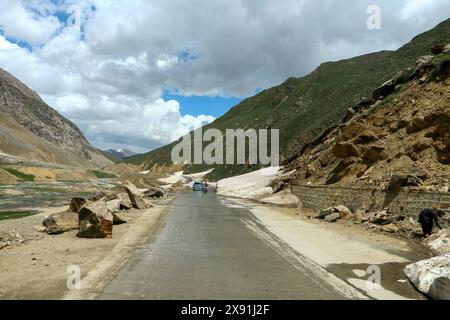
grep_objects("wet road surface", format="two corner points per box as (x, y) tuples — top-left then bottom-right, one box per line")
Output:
(99, 190), (352, 300)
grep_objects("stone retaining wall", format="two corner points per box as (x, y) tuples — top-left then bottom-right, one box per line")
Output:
(291, 184), (450, 217)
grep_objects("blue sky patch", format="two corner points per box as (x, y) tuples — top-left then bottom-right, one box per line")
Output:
(163, 92), (241, 118)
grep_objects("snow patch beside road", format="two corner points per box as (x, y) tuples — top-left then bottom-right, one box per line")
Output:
(217, 167), (298, 206)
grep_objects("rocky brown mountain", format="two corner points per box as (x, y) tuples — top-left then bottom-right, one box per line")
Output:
(0, 67), (112, 168)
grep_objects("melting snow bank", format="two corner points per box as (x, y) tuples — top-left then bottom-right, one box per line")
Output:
(404, 254), (450, 300)
(217, 167), (299, 206)
(158, 170), (214, 187)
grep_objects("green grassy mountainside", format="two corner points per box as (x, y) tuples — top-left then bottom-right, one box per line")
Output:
(126, 18), (450, 180)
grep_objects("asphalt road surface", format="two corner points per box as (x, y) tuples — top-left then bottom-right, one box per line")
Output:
(99, 190), (354, 300)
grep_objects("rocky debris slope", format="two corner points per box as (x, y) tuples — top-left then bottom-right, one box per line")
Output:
(0, 67), (112, 168)
(312, 204), (425, 239)
(287, 47), (450, 192)
(39, 182), (156, 239)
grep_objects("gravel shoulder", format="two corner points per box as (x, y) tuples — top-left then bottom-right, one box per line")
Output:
(0, 204), (170, 300)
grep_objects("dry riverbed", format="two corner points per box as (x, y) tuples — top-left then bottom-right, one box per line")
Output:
(0, 204), (169, 300)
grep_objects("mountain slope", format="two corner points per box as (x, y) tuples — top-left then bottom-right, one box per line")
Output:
(0, 113), (101, 168)
(287, 53), (450, 191)
(0, 68), (112, 168)
(105, 148), (137, 160)
(127, 18), (450, 180)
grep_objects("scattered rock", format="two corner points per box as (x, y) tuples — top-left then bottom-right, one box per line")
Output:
(416, 55), (434, 66)
(424, 229), (450, 255)
(335, 205), (353, 220)
(431, 44), (445, 55)
(319, 205), (351, 222)
(388, 171), (428, 190)
(88, 190), (118, 202)
(124, 182), (153, 209)
(412, 137), (433, 153)
(354, 209), (367, 223)
(111, 212), (127, 225)
(362, 145), (388, 164)
(373, 78), (396, 101)
(353, 131), (378, 144)
(106, 199), (121, 213)
(0, 241), (9, 250)
(118, 192), (133, 210)
(319, 207), (335, 219)
(43, 210), (79, 235)
(78, 201), (113, 239)
(332, 142), (361, 158)
(268, 179), (287, 194)
(143, 187), (167, 199)
(406, 116), (428, 134)
(404, 254), (450, 300)
(367, 210), (391, 225)
(33, 225), (47, 233)
(381, 223), (400, 233)
(325, 212), (341, 223)
(70, 197), (89, 213)
(444, 44), (450, 54)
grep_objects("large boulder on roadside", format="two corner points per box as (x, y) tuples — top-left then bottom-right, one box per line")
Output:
(404, 254), (450, 300)
(143, 187), (166, 199)
(325, 212), (341, 223)
(335, 205), (353, 220)
(106, 199), (127, 225)
(70, 198), (89, 213)
(319, 205), (352, 221)
(78, 201), (113, 238)
(88, 190), (118, 202)
(424, 229), (450, 255)
(269, 179), (287, 194)
(43, 210), (79, 235)
(319, 207), (336, 219)
(124, 182), (153, 209)
(111, 212), (127, 225)
(367, 210), (391, 225)
(106, 199), (121, 213)
(117, 192), (133, 210)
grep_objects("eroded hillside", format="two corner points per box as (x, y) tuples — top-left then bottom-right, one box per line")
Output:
(287, 51), (450, 192)
(0, 68), (112, 168)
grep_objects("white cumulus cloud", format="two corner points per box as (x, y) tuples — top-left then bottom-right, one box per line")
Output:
(0, 0), (449, 153)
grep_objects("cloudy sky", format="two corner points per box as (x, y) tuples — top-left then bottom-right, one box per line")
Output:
(0, 0), (449, 153)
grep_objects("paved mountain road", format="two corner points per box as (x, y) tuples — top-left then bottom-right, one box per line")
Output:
(99, 190), (362, 300)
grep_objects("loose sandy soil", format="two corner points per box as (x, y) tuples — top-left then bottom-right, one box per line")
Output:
(0, 204), (170, 300)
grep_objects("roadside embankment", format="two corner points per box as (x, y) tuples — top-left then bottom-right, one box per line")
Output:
(0, 204), (169, 300)
(243, 203), (428, 300)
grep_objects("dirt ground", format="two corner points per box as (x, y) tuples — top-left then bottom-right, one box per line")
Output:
(0, 203), (170, 300)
